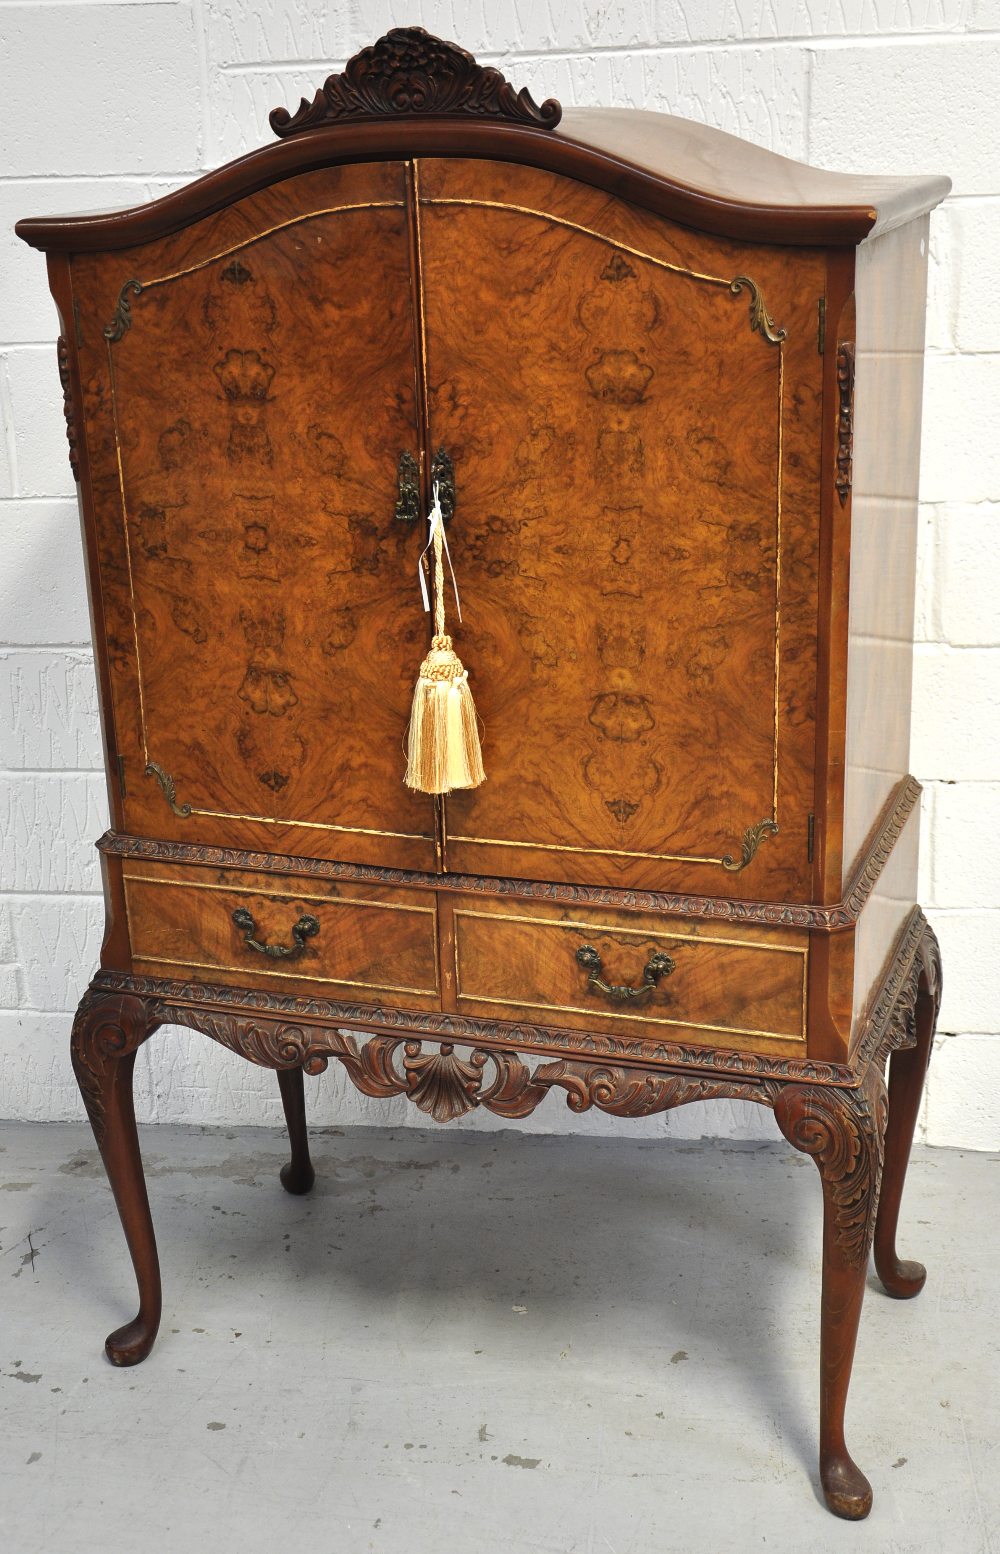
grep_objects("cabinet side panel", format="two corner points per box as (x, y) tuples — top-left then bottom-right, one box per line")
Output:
(841, 218), (930, 882)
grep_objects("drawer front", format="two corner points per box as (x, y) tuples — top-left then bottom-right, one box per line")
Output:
(449, 899), (807, 1050)
(123, 863), (440, 1008)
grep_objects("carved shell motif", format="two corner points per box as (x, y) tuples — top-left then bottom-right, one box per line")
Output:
(401, 1041), (488, 1122)
(270, 27), (562, 138)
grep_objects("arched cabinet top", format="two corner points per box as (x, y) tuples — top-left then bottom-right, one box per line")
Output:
(16, 26), (949, 254)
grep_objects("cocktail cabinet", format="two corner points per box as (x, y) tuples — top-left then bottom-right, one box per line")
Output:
(17, 28), (949, 1521)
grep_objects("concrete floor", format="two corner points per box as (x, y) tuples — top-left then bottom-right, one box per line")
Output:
(0, 1123), (996, 1554)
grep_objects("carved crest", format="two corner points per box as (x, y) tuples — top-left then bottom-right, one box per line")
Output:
(269, 27), (562, 138)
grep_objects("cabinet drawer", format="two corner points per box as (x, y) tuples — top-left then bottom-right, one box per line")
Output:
(449, 900), (807, 1051)
(123, 863), (440, 1008)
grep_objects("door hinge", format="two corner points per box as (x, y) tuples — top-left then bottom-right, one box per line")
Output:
(807, 812), (815, 864)
(117, 754), (127, 798)
(817, 298), (826, 355)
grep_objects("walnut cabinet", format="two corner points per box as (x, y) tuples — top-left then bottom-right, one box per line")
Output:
(18, 28), (949, 1522)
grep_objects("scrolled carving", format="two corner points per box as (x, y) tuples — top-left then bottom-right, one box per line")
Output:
(142, 1003), (788, 1124)
(71, 989), (160, 1146)
(56, 336), (80, 481)
(269, 27), (562, 138)
(164, 1009), (338, 1075)
(529, 1062), (782, 1117)
(774, 1064), (888, 1268)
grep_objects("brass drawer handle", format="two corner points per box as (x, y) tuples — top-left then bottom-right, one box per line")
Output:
(576, 943), (675, 1005)
(232, 907), (320, 960)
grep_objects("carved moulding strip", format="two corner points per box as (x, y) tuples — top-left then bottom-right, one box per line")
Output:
(96, 775), (922, 933)
(90, 908), (932, 1092)
(856, 907), (938, 1068)
(56, 336), (80, 481)
(153, 1009), (784, 1124)
(269, 27), (562, 138)
(835, 342), (856, 507)
(840, 774), (921, 920)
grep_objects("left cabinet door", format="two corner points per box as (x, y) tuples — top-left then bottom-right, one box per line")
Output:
(71, 163), (436, 871)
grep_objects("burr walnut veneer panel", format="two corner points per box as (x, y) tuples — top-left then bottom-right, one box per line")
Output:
(421, 159), (824, 899)
(70, 162), (436, 872)
(123, 861), (440, 1007)
(18, 27), (947, 1520)
(446, 893), (808, 1052)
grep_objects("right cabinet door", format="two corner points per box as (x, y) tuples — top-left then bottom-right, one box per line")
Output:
(417, 158), (825, 900)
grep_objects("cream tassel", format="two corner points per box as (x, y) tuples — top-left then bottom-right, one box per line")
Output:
(405, 486), (485, 795)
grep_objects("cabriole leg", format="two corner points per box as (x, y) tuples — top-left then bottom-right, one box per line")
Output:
(276, 1066), (315, 1195)
(874, 924), (942, 1298)
(70, 988), (162, 1366)
(775, 1065), (888, 1520)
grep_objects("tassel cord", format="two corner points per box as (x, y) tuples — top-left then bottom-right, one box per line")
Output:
(417, 482), (461, 629)
(404, 480), (485, 794)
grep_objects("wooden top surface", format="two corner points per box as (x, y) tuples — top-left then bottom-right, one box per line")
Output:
(558, 107), (949, 242)
(17, 27), (949, 252)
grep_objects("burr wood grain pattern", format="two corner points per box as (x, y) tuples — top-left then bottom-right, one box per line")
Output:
(19, 26), (948, 1522)
(69, 162), (436, 872)
(418, 157), (822, 897)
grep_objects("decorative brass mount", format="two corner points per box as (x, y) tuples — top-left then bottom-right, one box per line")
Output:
(396, 446), (456, 524)
(395, 450), (420, 522)
(430, 446), (455, 524)
(144, 761), (191, 818)
(729, 276), (786, 344)
(722, 818), (779, 872)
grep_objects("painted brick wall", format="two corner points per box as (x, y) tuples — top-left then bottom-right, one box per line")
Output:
(2, 2), (997, 1146)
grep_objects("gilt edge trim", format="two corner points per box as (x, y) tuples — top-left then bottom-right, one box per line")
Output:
(97, 775), (921, 933)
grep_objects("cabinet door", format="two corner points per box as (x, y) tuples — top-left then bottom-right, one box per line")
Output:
(417, 159), (824, 899)
(73, 163), (435, 871)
